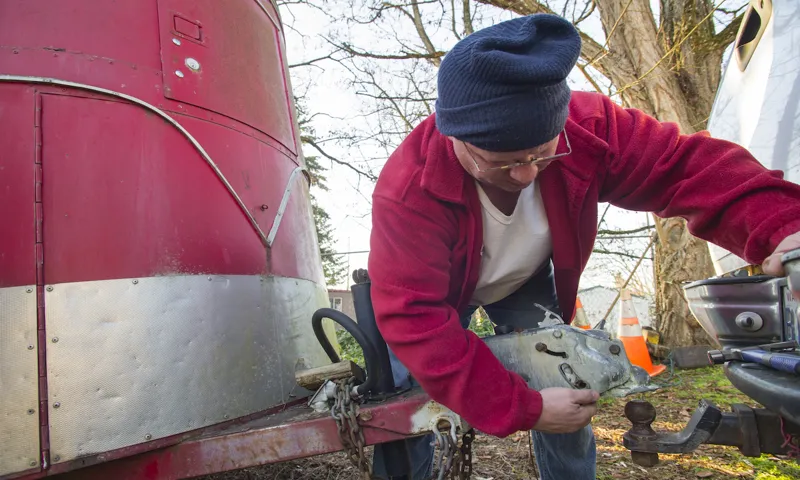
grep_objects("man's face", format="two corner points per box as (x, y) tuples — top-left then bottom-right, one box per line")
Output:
(451, 135), (561, 192)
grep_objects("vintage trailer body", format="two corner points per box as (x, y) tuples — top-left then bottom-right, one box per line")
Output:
(0, 1), (336, 477)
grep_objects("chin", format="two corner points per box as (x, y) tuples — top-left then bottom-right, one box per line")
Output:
(503, 182), (529, 192)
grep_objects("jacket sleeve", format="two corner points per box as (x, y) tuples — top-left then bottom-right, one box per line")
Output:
(594, 94), (800, 263)
(367, 192), (543, 438)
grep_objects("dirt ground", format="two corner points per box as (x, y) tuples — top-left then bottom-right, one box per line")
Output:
(201, 367), (799, 480)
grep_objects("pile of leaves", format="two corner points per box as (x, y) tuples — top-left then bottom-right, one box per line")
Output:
(202, 368), (799, 480)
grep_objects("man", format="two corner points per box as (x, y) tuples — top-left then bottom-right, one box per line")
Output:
(367, 13), (800, 480)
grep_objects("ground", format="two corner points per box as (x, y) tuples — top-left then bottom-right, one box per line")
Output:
(201, 367), (799, 480)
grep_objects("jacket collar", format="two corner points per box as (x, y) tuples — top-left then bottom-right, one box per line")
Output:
(419, 116), (468, 204)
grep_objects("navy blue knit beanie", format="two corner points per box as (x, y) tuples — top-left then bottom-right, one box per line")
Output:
(435, 14), (581, 152)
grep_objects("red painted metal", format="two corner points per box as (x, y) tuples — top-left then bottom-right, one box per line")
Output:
(0, 0), (315, 286)
(0, 84), (36, 288)
(157, 0), (298, 153)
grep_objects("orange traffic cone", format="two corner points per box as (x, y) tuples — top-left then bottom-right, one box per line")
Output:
(572, 296), (591, 330)
(617, 289), (666, 377)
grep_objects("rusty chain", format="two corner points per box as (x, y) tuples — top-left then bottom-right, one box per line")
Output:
(331, 377), (372, 480)
(434, 422), (474, 480)
(330, 376), (474, 480)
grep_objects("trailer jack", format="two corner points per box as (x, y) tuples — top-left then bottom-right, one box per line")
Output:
(622, 399), (800, 466)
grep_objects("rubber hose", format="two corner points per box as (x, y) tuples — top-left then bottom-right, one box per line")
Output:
(312, 307), (380, 395)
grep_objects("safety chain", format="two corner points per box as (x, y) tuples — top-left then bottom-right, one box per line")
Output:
(433, 423), (475, 480)
(330, 377), (372, 480)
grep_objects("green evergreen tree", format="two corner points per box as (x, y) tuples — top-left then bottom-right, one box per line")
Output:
(296, 98), (347, 286)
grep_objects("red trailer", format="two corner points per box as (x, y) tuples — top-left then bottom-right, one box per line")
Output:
(0, 1), (466, 478)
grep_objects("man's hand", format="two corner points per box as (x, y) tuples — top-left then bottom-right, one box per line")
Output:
(532, 387), (600, 434)
(762, 231), (800, 276)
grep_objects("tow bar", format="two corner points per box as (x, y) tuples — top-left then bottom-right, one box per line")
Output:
(623, 398), (800, 466)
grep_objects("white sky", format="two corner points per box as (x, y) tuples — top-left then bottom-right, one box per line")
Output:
(274, 0), (739, 291)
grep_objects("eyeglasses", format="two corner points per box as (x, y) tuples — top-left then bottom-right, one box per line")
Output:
(464, 130), (572, 173)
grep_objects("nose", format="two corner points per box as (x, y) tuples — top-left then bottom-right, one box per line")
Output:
(509, 163), (539, 185)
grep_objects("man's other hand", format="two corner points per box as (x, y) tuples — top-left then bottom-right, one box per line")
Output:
(532, 388), (600, 434)
(762, 231), (800, 276)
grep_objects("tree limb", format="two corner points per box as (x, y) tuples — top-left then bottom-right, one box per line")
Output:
(289, 49), (342, 69)
(331, 39), (446, 61)
(708, 12), (744, 52)
(597, 225), (654, 235)
(301, 136), (378, 181)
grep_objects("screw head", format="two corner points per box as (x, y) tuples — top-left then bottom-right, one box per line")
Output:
(185, 58), (200, 70)
(30, 460), (37, 467)
(535, 342), (548, 352)
(609, 344), (621, 355)
(53, 402), (61, 409)
(46, 286), (53, 292)
(175, 70), (185, 78)
(172, 38), (182, 46)
(28, 345), (35, 350)
(54, 455), (61, 462)
(132, 279), (139, 285)
(51, 337), (59, 343)
(27, 408), (35, 415)
(26, 288), (33, 293)
(145, 434), (152, 440)
(553, 330), (563, 339)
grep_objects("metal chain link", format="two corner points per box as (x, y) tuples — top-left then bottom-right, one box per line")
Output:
(331, 377), (372, 480)
(434, 423), (474, 480)
(330, 377), (474, 480)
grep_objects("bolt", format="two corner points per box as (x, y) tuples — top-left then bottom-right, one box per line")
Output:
(553, 330), (563, 339)
(535, 342), (548, 352)
(132, 279), (139, 285)
(145, 434), (152, 440)
(208, 276), (213, 281)
(630, 451), (659, 467)
(26, 288), (33, 293)
(53, 402), (60, 409)
(175, 70), (184, 78)
(260, 204), (269, 211)
(51, 337), (59, 343)
(358, 411), (373, 422)
(28, 345), (34, 350)
(27, 409), (35, 415)
(185, 58), (200, 70)
(609, 344), (621, 355)
(172, 38), (182, 46)
(46, 286), (53, 292)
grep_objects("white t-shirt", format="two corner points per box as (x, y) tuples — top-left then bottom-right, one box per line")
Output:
(469, 180), (553, 306)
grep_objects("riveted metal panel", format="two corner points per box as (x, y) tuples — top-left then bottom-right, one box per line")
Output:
(0, 285), (41, 476)
(44, 274), (332, 463)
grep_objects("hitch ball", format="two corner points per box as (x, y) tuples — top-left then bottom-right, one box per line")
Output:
(623, 400), (661, 467)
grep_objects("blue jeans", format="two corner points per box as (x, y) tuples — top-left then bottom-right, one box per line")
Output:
(372, 262), (597, 480)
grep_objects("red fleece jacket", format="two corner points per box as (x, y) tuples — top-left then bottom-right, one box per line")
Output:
(367, 91), (800, 438)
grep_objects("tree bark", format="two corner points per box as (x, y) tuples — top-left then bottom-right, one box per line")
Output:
(476, 0), (744, 346)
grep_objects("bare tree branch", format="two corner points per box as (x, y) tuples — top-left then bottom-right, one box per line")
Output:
(597, 225), (654, 236)
(289, 49), (342, 69)
(301, 136), (378, 181)
(331, 39), (446, 61)
(708, 12), (744, 52)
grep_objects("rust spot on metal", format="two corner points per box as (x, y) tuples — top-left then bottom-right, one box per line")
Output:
(358, 411), (373, 422)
